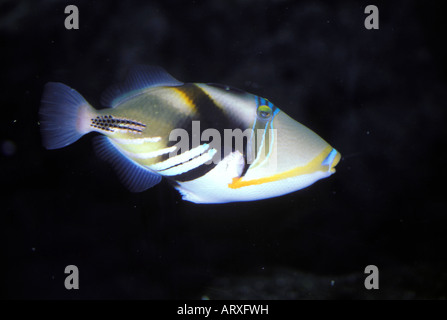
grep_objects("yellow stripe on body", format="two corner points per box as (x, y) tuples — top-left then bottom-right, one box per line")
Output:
(170, 87), (196, 114)
(228, 145), (337, 189)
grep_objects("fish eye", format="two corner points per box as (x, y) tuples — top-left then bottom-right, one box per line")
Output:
(257, 105), (272, 120)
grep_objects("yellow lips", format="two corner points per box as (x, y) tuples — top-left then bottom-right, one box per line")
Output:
(330, 151), (341, 173)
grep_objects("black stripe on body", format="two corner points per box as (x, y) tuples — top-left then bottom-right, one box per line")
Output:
(163, 83), (250, 182)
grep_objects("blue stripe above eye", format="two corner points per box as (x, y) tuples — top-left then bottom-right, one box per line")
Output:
(258, 97), (275, 109)
(321, 148), (338, 167)
(255, 96), (279, 114)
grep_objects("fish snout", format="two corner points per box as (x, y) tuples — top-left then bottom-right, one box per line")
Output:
(321, 148), (341, 173)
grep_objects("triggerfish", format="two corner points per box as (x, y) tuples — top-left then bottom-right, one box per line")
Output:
(39, 66), (340, 203)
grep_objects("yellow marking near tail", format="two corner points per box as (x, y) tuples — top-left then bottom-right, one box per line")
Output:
(228, 145), (335, 189)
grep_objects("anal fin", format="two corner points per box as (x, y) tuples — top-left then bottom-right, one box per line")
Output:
(93, 136), (162, 192)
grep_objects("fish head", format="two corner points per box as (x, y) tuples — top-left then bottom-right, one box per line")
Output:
(191, 83), (340, 200)
(230, 100), (341, 194)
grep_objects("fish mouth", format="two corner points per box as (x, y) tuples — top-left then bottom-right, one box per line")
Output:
(322, 148), (341, 173)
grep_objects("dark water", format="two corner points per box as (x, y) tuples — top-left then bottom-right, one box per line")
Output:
(1, 0), (446, 299)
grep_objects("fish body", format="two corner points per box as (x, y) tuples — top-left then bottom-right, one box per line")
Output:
(40, 66), (340, 203)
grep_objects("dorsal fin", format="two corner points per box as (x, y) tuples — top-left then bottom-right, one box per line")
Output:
(100, 66), (184, 107)
(93, 135), (162, 192)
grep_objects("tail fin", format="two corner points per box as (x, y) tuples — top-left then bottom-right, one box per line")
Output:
(39, 82), (95, 149)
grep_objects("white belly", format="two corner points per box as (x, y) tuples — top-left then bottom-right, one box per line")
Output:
(174, 151), (332, 204)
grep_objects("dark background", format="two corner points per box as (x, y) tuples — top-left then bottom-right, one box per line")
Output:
(1, 0), (446, 299)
